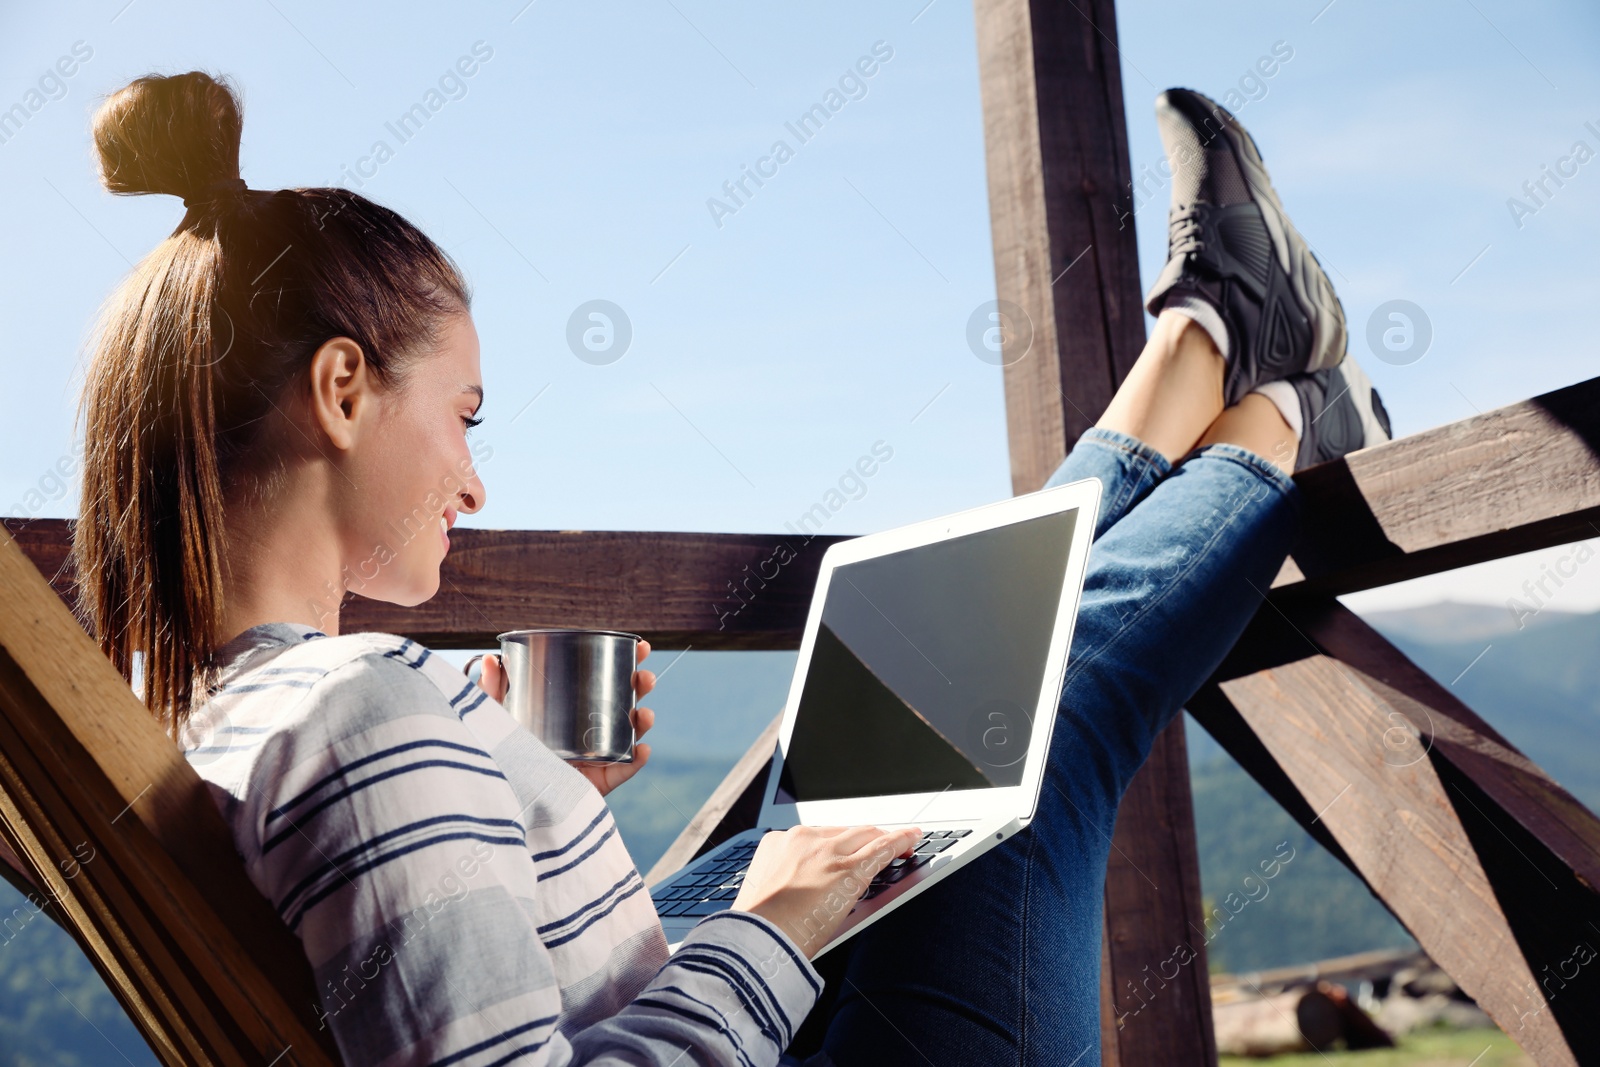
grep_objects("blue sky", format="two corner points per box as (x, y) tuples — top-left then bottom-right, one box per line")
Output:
(2, 0), (1597, 613)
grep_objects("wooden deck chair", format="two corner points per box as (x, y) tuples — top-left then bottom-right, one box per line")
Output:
(0, 526), (340, 1066)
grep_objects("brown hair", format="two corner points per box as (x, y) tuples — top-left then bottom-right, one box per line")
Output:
(75, 71), (471, 731)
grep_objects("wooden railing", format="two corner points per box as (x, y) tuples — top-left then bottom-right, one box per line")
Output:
(7, 372), (1600, 1064)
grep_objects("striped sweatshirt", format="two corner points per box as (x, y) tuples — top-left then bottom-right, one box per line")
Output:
(181, 623), (822, 1067)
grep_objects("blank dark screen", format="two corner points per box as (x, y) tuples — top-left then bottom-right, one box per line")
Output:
(775, 507), (1078, 804)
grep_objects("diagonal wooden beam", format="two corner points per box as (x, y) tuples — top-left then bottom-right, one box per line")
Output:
(1189, 599), (1600, 1065)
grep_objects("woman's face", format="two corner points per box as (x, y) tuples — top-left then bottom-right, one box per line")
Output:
(339, 311), (487, 607)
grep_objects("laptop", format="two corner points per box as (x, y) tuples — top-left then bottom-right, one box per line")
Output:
(651, 475), (1100, 957)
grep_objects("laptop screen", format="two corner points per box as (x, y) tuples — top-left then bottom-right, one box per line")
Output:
(774, 506), (1079, 804)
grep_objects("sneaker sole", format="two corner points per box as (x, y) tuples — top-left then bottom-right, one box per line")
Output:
(1168, 89), (1348, 376)
(1336, 356), (1392, 449)
(1296, 356), (1391, 470)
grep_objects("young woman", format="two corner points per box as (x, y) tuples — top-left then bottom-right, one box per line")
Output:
(75, 73), (1386, 1066)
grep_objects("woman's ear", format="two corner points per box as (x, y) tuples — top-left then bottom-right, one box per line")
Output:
(307, 338), (373, 451)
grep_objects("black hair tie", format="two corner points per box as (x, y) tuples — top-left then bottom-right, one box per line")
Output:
(182, 177), (249, 208)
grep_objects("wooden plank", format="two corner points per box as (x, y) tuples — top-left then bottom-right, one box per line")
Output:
(972, 0), (1215, 1062)
(347, 529), (848, 649)
(2, 518), (845, 651)
(1189, 599), (1600, 1065)
(644, 714), (781, 886)
(1273, 374), (1600, 597)
(0, 528), (338, 1066)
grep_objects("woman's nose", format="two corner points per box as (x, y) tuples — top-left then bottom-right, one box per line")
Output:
(459, 469), (486, 514)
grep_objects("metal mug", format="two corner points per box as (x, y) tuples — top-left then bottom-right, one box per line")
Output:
(496, 629), (639, 762)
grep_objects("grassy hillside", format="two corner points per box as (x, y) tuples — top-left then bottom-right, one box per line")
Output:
(1186, 744), (1418, 973)
(1220, 1027), (1531, 1065)
(0, 892), (157, 1066)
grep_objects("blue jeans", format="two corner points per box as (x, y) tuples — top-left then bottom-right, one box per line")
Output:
(784, 427), (1300, 1066)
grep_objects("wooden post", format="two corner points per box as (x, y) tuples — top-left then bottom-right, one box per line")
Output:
(972, 0), (1144, 492)
(972, 0), (1217, 1062)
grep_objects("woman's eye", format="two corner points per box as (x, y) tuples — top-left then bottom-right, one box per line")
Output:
(462, 415), (483, 434)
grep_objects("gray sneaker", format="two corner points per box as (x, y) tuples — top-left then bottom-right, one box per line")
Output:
(1144, 88), (1348, 405)
(1287, 358), (1392, 470)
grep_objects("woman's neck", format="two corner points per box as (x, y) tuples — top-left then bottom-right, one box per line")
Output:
(219, 480), (348, 643)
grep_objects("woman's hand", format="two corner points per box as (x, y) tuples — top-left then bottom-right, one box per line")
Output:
(473, 640), (657, 798)
(732, 825), (922, 959)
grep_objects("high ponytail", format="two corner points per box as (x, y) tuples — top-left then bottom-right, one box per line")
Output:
(75, 71), (471, 731)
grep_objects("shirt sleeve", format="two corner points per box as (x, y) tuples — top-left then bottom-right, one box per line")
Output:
(237, 652), (822, 1067)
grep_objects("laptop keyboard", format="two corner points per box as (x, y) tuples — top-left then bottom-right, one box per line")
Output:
(651, 829), (974, 918)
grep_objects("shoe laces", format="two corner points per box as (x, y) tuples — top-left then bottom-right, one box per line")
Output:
(1167, 204), (1205, 258)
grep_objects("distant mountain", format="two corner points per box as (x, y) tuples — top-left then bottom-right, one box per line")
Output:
(1360, 600), (1577, 645)
(1185, 749), (1418, 974)
(1362, 601), (1600, 813)
(628, 648), (796, 763)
